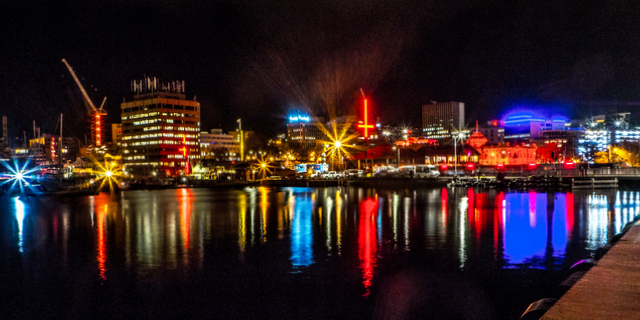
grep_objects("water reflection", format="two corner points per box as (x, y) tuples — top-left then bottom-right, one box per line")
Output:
(358, 197), (378, 297)
(3, 187), (640, 289)
(14, 197), (26, 253)
(180, 188), (192, 251)
(288, 189), (315, 268)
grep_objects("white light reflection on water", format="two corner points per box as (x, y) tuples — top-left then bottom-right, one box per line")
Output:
(14, 197), (26, 253)
(403, 196), (410, 251)
(586, 193), (609, 251)
(458, 195), (468, 269)
(326, 192), (334, 252)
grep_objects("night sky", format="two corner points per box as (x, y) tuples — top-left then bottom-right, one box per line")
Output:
(2, 0), (640, 143)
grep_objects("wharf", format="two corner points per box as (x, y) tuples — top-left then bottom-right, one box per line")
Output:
(541, 221), (640, 319)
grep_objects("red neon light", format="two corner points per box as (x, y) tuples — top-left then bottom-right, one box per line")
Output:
(180, 136), (189, 174)
(357, 98), (374, 138)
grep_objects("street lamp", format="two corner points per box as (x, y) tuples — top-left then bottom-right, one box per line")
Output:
(237, 118), (244, 161)
(453, 131), (466, 176)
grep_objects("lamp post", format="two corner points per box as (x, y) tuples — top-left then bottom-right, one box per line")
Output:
(237, 119), (244, 161)
(453, 131), (465, 176)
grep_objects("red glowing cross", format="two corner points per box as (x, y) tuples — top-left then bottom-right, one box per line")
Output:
(357, 98), (374, 138)
(180, 136), (189, 174)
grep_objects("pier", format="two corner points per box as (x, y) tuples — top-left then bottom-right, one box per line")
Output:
(541, 220), (640, 319)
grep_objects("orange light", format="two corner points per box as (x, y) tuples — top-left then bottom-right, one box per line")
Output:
(492, 120), (498, 126)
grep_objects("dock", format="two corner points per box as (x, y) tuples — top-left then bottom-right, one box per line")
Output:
(541, 220), (640, 319)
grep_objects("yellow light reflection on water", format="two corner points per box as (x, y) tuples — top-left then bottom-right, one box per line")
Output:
(238, 192), (247, 253)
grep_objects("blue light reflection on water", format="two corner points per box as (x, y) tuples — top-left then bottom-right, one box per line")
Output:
(289, 188), (315, 268)
(503, 192), (547, 265)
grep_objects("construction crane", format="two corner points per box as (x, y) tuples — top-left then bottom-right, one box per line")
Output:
(61, 58), (107, 148)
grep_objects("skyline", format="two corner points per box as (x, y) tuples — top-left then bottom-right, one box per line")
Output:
(2, 0), (640, 142)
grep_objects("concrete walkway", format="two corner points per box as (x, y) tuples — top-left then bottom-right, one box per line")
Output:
(542, 221), (640, 319)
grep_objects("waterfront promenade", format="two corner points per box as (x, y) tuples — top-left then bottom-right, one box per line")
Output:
(542, 220), (640, 319)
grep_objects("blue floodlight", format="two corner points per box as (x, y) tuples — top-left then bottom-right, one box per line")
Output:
(289, 111), (311, 123)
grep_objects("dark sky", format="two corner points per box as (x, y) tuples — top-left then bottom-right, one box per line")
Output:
(2, 0), (640, 143)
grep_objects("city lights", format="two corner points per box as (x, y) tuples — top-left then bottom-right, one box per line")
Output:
(0, 159), (41, 196)
(91, 156), (123, 193)
(317, 118), (360, 170)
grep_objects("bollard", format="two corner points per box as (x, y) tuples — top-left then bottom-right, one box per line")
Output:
(520, 298), (557, 320)
(568, 259), (596, 274)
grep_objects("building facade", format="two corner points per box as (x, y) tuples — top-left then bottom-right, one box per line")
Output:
(422, 101), (465, 140)
(502, 113), (568, 143)
(120, 80), (200, 177)
(478, 125), (505, 145)
(200, 129), (240, 160)
(287, 112), (323, 150)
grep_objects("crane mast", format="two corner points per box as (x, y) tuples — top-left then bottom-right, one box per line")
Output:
(62, 58), (107, 148)
(62, 59), (99, 112)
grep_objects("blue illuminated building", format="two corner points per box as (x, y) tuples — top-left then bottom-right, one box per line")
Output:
(287, 111), (322, 150)
(501, 112), (569, 143)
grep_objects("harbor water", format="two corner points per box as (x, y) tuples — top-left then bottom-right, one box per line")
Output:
(1, 186), (638, 319)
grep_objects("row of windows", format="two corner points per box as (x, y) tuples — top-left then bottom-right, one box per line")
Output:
(124, 161), (193, 167)
(123, 104), (198, 113)
(122, 112), (198, 121)
(122, 112), (161, 120)
(133, 119), (162, 125)
(123, 133), (199, 140)
(122, 140), (198, 147)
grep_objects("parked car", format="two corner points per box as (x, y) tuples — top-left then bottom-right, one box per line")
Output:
(345, 169), (362, 178)
(414, 165), (440, 178)
(374, 166), (398, 177)
(322, 171), (339, 179)
(309, 172), (322, 179)
(397, 166), (415, 178)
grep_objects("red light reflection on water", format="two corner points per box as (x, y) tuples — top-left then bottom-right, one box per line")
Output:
(566, 192), (574, 233)
(494, 192), (505, 261)
(441, 188), (448, 228)
(179, 188), (193, 251)
(94, 196), (109, 281)
(358, 197), (378, 297)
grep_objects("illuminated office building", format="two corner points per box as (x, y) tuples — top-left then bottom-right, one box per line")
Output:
(422, 101), (465, 140)
(200, 129), (240, 160)
(287, 111), (322, 150)
(120, 78), (200, 176)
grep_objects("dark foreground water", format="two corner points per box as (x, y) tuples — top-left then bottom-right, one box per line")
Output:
(1, 186), (638, 319)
